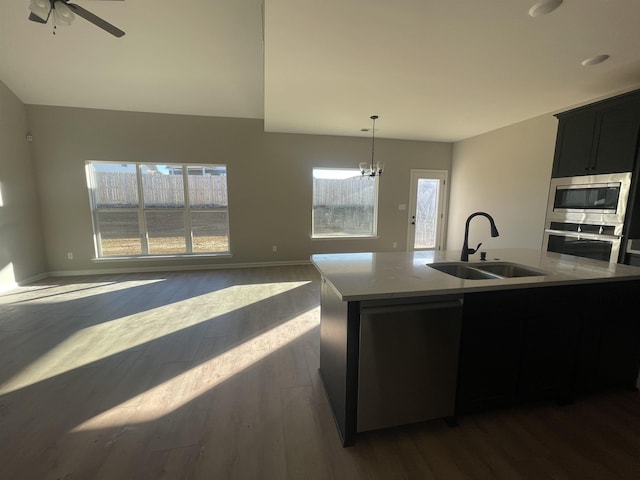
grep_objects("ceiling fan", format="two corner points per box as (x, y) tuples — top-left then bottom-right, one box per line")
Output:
(28, 0), (125, 38)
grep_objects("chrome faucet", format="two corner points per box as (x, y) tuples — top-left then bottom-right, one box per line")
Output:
(460, 212), (499, 261)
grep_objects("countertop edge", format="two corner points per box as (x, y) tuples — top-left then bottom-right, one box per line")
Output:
(311, 249), (640, 302)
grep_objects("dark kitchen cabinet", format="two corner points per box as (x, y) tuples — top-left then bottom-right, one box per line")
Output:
(573, 282), (640, 394)
(552, 90), (640, 178)
(627, 253), (640, 267)
(457, 288), (575, 415)
(456, 282), (640, 417)
(594, 102), (640, 173)
(517, 289), (578, 403)
(456, 291), (523, 414)
(598, 314), (640, 388)
(553, 109), (597, 177)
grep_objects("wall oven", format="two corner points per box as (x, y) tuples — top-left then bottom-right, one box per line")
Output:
(543, 220), (622, 263)
(543, 172), (632, 263)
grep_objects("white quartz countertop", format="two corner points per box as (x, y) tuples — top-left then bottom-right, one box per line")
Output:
(310, 248), (640, 301)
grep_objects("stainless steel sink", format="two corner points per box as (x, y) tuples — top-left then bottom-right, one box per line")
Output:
(469, 262), (548, 278)
(428, 261), (548, 280)
(428, 262), (502, 280)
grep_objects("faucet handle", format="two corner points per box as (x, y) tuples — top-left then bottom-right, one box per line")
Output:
(469, 242), (482, 254)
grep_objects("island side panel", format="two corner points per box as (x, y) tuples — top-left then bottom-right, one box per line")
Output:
(318, 278), (360, 446)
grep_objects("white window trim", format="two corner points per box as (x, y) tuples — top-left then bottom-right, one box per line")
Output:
(311, 167), (380, 239)
(86, 161), (230, 258)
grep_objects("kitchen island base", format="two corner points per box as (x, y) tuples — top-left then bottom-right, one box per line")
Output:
(313, 250), (640, 446)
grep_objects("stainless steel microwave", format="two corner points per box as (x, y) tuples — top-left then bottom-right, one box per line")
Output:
(546, 172), (632, 225)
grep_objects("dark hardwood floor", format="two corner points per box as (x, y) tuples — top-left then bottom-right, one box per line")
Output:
(1, 265), (639, 479)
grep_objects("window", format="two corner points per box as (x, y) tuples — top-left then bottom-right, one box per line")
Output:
(312, 168), (379, 238)
(86, 162), (230, 257)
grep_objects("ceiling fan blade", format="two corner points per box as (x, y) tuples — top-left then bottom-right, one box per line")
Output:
(66, 3), (125, 37)
(28, 11), (49, 24)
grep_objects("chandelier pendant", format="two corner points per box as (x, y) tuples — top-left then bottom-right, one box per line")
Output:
(359, 115), (384, 177)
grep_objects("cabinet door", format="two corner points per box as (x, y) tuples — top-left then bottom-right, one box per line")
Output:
(573, 314), (602, 394)
(598, 316), (640, 389)
(456, 293), (523, 414)
(573, 282), (640, 394)
(518, 306), (577, 403)
(594, 282), (640, 389)
(553, 110), (597, 177)
(553, 94), (640, 178)
(591, 101), (640, 175)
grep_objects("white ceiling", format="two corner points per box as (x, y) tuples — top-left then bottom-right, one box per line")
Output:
(2, 0), (640, 142)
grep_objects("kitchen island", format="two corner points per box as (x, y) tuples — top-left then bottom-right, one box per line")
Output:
(311, 248), (640, 446)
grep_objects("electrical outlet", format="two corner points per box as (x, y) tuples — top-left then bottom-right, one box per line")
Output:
(67, 252), (73, 260)
(392, 242), (397, 249)
(272, 245), (278, 252)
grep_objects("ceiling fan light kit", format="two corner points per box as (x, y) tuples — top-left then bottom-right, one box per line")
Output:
(53, 1), (74, 26)
(528, 0), (563, 18)
(581, 54), (610, 67)
(28, 0), (50, 21)
(27, 0), (125, 37)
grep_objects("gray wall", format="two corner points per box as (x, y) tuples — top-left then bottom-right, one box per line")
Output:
(25, 105), (452, 274)
(0, 81), (46, 290)
(447, 114), (558, 254)
(2, 88), (562, 284)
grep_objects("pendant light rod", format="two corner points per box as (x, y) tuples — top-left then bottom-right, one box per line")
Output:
(370, 115), (378, 172)
(359, 114), (383, 177)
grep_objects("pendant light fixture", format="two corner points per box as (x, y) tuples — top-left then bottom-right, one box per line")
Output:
(359, 115), (383, 177)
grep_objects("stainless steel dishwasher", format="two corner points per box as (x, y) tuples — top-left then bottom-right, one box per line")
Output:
(357, 295), (463, 432)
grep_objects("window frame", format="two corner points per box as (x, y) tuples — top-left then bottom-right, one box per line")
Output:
(311, 167), (380, 239)
(86, 161), (231, 258)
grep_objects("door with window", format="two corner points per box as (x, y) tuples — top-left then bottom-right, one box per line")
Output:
(407, 170), (448, 251)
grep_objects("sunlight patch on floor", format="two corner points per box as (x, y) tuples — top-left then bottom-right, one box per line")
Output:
(71, 305), (319, 431)
(0, 262), (16, 294)
(0, 281), (310, 395)
(0, 278), (164, 305)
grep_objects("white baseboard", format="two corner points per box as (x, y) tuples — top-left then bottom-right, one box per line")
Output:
(45, 259), (312, 277)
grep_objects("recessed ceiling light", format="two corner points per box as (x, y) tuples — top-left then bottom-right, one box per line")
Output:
(581, 54), (610, 67)
(528, 0), (563, 17)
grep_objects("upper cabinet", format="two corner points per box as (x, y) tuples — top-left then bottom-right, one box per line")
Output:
(552, 90), (640, 178)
